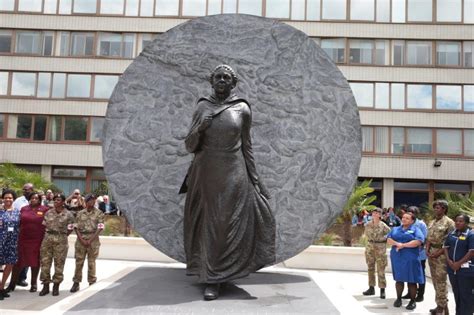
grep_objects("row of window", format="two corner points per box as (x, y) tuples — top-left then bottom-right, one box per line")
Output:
(0, 30), (156, 59)
(2, 30), (473, 69)
(315, 39), (474, 68)
(1, 0), (473, 23)
(362, 126), (474, 157)
(0, 71), (119, 99)
(351, 82), (474, 112)
(0, 114), (104, 142)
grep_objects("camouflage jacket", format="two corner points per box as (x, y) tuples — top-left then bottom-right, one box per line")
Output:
(365, 220), (391, 242)
(42, 208), (75, 234)
(75, 208), (105, 234)
(427, 215), (455, 247)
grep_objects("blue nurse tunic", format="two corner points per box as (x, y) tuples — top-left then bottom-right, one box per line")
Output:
(387, 224), (425, 284)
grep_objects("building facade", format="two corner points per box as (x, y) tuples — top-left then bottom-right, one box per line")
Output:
(0, 0), (473, 208)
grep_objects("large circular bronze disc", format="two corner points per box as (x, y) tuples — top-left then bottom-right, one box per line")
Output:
(103, 14), (361, 263)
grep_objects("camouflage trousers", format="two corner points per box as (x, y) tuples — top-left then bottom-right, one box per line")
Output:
(365, 243), (388, 288)
(428, 252), (449, 307)
(39, 235), (69, 284)
(72, 238), (100, 283)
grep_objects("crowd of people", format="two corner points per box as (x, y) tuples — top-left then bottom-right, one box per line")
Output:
(362, 201), (473, 315)
(0, 183), (109, 300)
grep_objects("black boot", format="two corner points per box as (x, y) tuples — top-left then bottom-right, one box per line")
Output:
(5, 283), (15, 293)
(415, 283), (424, 302)
(380, 288), (385, 299)
(1, 289), (10, 298)
(406, 299), (416, 310)
(39, 284), (50, 296)
(362, 286), (375, 296)
(203, 283), (220, 301)
(70, 282), (80, 293)
(0, 290), (4, 301)
(393, 298), (402, 307)
(52, 283), (59, 296)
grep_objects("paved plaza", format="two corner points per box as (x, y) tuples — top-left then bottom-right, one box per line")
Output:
(0, 258), (456, 315)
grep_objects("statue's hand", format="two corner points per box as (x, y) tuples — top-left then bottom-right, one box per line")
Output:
(198, 115), (213, 132)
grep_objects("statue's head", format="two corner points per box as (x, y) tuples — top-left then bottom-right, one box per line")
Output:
(209, 65), (238, 93)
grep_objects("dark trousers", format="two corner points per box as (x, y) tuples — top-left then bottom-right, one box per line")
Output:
(448, 274), (474, 315)
(19, 267), (28, 281)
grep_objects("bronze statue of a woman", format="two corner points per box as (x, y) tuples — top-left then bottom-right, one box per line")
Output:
(182, 65), (276, 300)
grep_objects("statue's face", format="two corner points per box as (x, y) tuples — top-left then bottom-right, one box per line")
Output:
(211, 69), (234, 94)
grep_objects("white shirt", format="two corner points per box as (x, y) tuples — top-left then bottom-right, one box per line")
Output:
(13, 195), (29, 212)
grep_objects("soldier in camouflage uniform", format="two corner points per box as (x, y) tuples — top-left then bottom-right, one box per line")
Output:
(427, 200), (455, 315)
(362, 208), (391, 299)
(39, 193), (75, 296)
(70, 194), (104, 293)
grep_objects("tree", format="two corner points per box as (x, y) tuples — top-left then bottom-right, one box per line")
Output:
(430, 191), (474, 220)
(338, 179), (377, 246)
(0, 162), (57, 196)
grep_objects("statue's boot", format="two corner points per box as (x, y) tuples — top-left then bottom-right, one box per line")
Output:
(203, 283), (220, 301)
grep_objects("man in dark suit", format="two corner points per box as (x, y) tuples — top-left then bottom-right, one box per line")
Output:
(98, 195), (117, 215)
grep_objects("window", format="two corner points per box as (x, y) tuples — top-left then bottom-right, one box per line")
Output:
(37, 73), (51, 98)
(350, 0), (374, 21)
(349, 40), (373, 64)
(7, 115), (32, 139)
(64, 117), (87, 141)
(406, 41), (432, 65)
(437, 0), (462, 22)
(0, 30), (12, 53)
(71, 33), (95, 56)
(406, 128), (432, 154)
(392, 40), (404, 65)
(407, 84), (432, 109)
(18, 0), (42, 12)
(321, 38), (345, 63)
(391, 127), (404, 154)
(59, 0), (72, 14)
(464, 42), (473, 68)
(52, 73), (66, 98)
(42, 32), (54, 56)
(182, 0), (206, 16)
(0, 114), (4, 138)
(90, 117), (104, 142)
(437, 42), (461, 66)
(376, 0), (390, 22)
(307, 0), (321, 20)
(362, 127), (373, 152)
(437, 129), (462, 155)
(322, 0), (346, 20)
(0, 0), (15, 11)
(291, 0), (305, 20)
(156, 0), (179, 16)
(90, 168), (107, 192)
(375, 40), (389, 65)
(266, 0), (290, 19)
(434, 182), (471, 193)
(44, 0), (57, 14)
(49, 116), (62, 141)
(375, 83), (389, 109)
(16, 31), (41, 54)
(394, 181), (429, 190)
(67, 74), (91, 98)
(52, 168), (87, 195)
(239, 0), (262, 15)
(407, 0), (432, 22)
(436, 85), (461, 110)
(394, 180), (429, 208)
(391, 0), (406, 22)
(33, 116), (47, 140)
(94, 75), (119, 99)
(0, 72), (8, 95)
(11, 72), (36, 96)
(208, 0), (221, 14)
(60, 32), (70, 56)
(139, 0), (153, 16)
(223, 0), (237, 13)
(464, 85), (474, 111)
(465, 130), (474, 156)
(100, 0), (124, 14)
(374, 127), (389, 153)
(73, 0), (97, 14)
(464, 0), (474, 23)
(139, 33), (155, 52)
(391, 83), (405, 109)
(98, 33), (135, 58)
(351, 82), (374, 107)
(125, 0), (139, 16)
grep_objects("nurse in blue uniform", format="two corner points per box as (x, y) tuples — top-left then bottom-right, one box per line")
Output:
(387, 212), (425, 310)
(443, 214), (474, 315)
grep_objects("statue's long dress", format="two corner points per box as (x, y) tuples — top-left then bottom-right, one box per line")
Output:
(184, 94), (275, 284)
